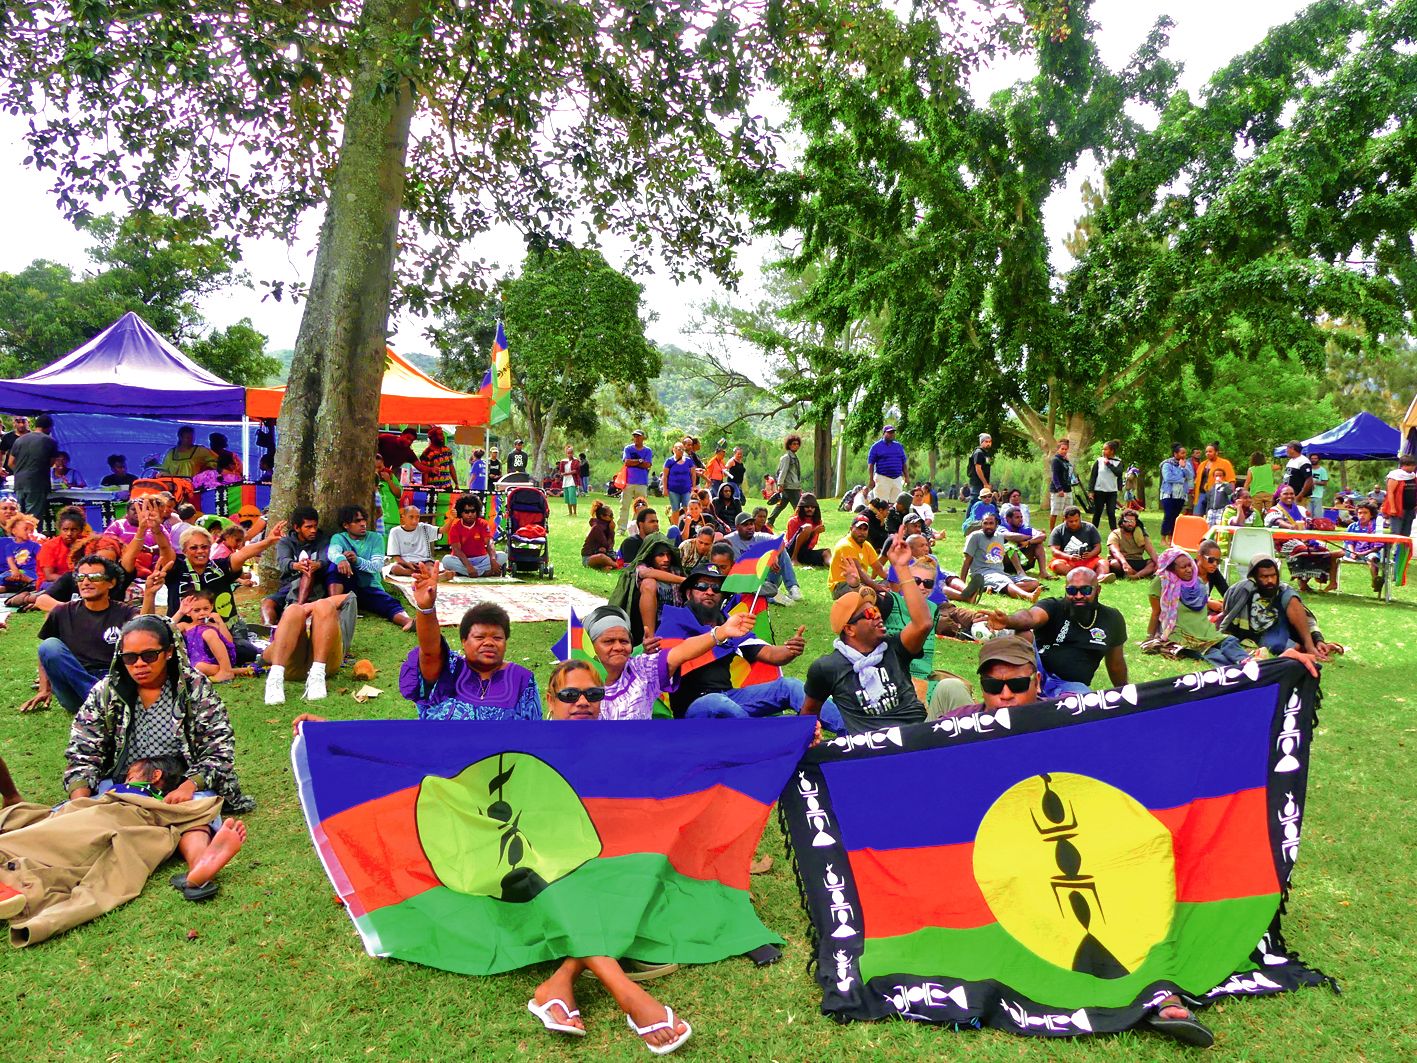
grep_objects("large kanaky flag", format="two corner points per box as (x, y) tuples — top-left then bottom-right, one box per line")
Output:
(294, 718), (813, 975)
(780, 658), (1335, 1036)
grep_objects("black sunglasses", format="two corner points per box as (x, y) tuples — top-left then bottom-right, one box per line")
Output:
(554, 686), (606, 703)
(119, 648), (167, 666)
(914, 577), (936, 589)
(1064, 585), (1096, 597)
(980, 675), (1033, 695)
(687, 581), (719, 593)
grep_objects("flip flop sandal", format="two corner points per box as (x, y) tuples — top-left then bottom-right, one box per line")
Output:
(627, 1006), (692, 1056)
(170, 873), (220, 902)
(526, 997), (585, 1037)
(1145, 1008), (1215, 1048)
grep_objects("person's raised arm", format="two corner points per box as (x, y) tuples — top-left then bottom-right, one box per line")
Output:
(984, 604), (1049, 633)
(663, 611), (756, 674)
(141, 558), (173, 616)
(886, 535), (931, 655)
(231, 520), (287, 569)
(409, 563), (446, 682)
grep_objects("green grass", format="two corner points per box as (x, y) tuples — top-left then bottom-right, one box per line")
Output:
(3, 497), (1415, 1060)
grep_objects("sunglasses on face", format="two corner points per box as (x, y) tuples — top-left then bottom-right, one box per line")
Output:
(848, 605), (881, 625)
(914, 577), (936, 589)
(554, 686), (606, 703)
(119, 648), (166, 666)
(687, 582), (719, 593)
(1064, 585), (1096, 597)
(980, 675), (1033, 695)
(74, 572), (112, 584)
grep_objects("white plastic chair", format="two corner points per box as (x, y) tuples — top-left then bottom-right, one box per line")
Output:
(1225, 526), (1275, 581)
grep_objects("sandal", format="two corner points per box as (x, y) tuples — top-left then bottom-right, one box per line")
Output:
(1145, 1004), (1214, 1047)
(627, 1006), (692, 1056)
(526, 997), (585, 1037)
(169, 873), (220, 902)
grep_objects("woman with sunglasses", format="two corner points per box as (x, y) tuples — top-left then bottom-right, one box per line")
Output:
(580, 600), (756, 722)
(64, 614), (255, 815)
(785, 493), (829, 566)
(528, 662), (694, 1054)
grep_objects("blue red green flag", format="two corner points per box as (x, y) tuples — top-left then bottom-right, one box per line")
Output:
(780, 658), (1335, 1036)
(293, 718), (814, 975)
(478, 321), (512, 425)
(720, 535), (783, 594)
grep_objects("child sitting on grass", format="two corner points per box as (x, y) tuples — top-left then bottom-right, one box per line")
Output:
(174, 590), (237, 683)
(387, 504), (449, 579)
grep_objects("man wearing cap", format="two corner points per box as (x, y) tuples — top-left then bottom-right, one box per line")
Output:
(886, 492), (915, 538)
(728, 511), (802, 605)
(619, 429), (654, 529)
(867, 424), (908, 502)
(486, 446), (502, 484)
(1217, 555), (1336, 661)
(506, 438), (531, 480)
(968, 433), (994, 494)
(932, 635), (1041, 719)
(828, 515), (888, 593)
(802, 535), (932, 734)
(669, 565), (837, 726)
(980, 567), (1129, 697)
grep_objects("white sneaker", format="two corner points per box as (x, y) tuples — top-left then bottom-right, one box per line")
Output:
(788, 585), (804, 601)
(771, 588), (794, 607)
(263, 666), (286, 706)
(304, 670), (328, 701)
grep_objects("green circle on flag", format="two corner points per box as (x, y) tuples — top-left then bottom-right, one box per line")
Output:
(416, 753), (602, 903)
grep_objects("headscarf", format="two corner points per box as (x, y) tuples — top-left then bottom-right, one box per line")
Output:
(1155, 547), (1208, 639)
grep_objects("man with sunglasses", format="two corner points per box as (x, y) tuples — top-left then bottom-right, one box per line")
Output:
(802, 535), (933, 734)
(31, 557), (137, 713)
(982, 567), (1128, 698)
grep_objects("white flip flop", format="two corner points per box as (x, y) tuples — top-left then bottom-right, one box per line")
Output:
(627, 1006), (692, 1056)
(526, 997), (585, 1037)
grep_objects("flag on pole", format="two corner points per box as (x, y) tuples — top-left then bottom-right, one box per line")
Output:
(478, 321), (513, 425)
(550, 607), (593, 665)
(720, 535), (784, 594)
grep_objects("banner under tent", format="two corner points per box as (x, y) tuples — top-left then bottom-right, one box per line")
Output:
(1272, 411), (1402, 462)
(245, 347), (490, 427)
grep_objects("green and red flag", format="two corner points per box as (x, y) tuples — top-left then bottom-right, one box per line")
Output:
(780, 658), (1335, 1036)
(720, 535), (783, 594)
(293, 718), (812, 975)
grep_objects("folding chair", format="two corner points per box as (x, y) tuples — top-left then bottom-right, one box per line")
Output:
(1224, 526), (1275, 581)
(1171, 514), (1210, 554)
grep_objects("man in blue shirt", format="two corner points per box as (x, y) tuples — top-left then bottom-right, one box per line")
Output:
(618, 428), (654, 529)
(867, 424), (909, 502)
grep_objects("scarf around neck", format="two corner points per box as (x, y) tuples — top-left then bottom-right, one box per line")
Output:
(833, 638), (888, 708)
(1156, 547), (1207, 639)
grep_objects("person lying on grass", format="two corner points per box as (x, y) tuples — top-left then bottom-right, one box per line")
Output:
(523, 658), (693, 1055)
(0, 755), (248, 943)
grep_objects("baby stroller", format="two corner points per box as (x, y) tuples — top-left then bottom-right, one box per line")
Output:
(504, 484), (553, 578)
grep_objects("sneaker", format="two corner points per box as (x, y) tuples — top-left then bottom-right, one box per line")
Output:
(304, 670), (328, 701)
(771, 588), (794, 607)
(263, 669), (286, 706)
(788, 585), (803, 601)
(1098, 571), (1117, 585)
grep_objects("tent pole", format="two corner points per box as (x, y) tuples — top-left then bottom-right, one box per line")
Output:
(241, 415), (251, 480)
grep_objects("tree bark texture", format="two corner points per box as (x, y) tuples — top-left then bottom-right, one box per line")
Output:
(812, 415), (833, 498)
(266, 0), (422, 558)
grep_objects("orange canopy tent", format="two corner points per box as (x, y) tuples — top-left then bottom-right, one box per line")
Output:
(245, 347), (489, 426)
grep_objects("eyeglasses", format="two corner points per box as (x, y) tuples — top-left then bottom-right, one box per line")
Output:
(980, 675), (1034, 695)
(848, 605), (881, 625)
(554, 686), (606, 704)
(74, 572), (112, 583)
(1064, 585), (1096, 597)
(119, 648), (166, 666)
(687, 582), (718, 593)
(914, 577), (936, 589)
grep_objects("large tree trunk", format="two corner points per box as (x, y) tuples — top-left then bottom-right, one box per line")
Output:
(928, 447), (938, 482)
(812, 413), (833, 497)
(265, 0), (421, 565)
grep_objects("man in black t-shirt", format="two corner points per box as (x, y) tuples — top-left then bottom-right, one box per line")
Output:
(803, 535), (933, 734)
(981, 567), (1128, 697)
(506, 439), (531, 479)
(30, 557), (136, 713)
(968, 433), (993, 492)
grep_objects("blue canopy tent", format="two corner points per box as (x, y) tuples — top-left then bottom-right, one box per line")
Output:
(1273, 411), (1402, 461)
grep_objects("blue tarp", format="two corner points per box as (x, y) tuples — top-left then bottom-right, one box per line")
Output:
(0, 311), (246, 419)
(48, 413), (260, 490)
(1273, 411), (1402, 462)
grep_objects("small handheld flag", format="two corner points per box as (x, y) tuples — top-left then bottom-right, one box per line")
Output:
(721, 535), (784, 594)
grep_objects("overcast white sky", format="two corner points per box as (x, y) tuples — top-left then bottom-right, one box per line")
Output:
(0, 0), (1308, 366)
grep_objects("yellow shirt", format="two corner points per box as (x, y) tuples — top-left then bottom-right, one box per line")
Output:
(1195, 457), (1236, 500)
(829, 536), (880, 585)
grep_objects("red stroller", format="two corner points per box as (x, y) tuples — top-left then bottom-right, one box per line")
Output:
(504, 484), (553, 578)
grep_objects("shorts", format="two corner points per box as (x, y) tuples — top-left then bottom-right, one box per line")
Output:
(562, 484), (578, 506)
(980, 570), (1024, 593)
(667, 490), (690, 510)
(1049, 491), (1071, 516)
(1052, 553), (1098, 572)
(352, 583), (406, 620)
(1118, 555), (1150, 574)
(871, 475), (904, 501)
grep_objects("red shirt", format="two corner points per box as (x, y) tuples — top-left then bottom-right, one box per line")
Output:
(786, 514), (822, 549)
(448, 518), (495, 559)
(37, 537), (74, 580)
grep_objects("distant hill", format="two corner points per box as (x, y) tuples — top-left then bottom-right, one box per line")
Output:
(265, 347), (446, 385)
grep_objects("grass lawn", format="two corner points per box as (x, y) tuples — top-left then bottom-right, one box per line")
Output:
(2, 495), (1415, 1061)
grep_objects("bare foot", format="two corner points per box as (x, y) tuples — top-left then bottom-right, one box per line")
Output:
(623, 985), (689, 1051)
(2, 792), (22, 808)
(211, 668), (235, 684)
(531, 967), (585, 1033)
(186, 820), (247, 887)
